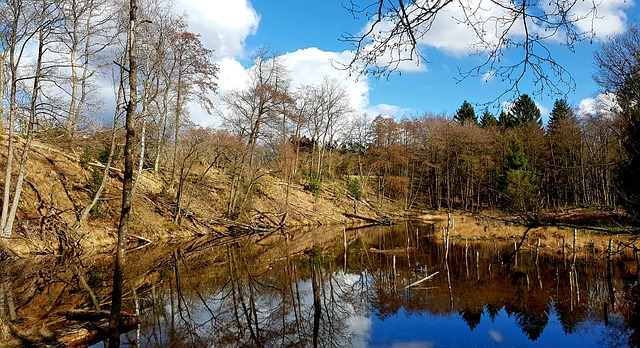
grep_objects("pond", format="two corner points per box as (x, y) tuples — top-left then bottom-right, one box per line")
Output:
(2, 222), (640, 347)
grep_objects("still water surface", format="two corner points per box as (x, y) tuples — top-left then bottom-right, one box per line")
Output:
(100, 222), (640, 347)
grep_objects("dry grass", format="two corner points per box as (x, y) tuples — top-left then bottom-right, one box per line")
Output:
(424, 211), (638, 260)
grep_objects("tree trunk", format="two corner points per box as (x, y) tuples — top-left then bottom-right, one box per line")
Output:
(108, 0), (137, 345)
(0, 11), (20, 237)
(76, 70), (123, 229)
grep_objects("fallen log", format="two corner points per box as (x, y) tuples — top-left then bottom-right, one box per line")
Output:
(58, 309), (110, 321)
(343, 213), (391, 225)
(405, 271), (440, 289)
(56, 311), (139, 347)
(369, 247), (416, 254)
(57, 318), (139, 347)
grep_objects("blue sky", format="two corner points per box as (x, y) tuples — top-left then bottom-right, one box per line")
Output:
(174, 0), (638, 126)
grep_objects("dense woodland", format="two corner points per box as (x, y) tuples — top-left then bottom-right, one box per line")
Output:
(0, 0), (638, 245)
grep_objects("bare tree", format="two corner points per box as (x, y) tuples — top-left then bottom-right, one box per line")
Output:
(75, 58), (125, 229)
(0, 0), (60, 237)
(55, 0), (118, 136)
(341, 0), (599, 99)
(292, 77), (353, 184)
(221, 49), (292, 218)
(168, 31), (218, 189)
(108, 0), (137, 344)
(144, 9), (186, 173)
(222, 48), (292, 165)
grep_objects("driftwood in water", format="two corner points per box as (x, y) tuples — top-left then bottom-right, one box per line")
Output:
(59, 309), (110, 321)
(57, 310), (138, 347)
(127, 234), (152, 251)
(405, 271), (440, 289)
(345, 223), (379, 231)
(343, 213), (392, 225)
(186, 212), (285, 235)
(368, 247), (416, 254)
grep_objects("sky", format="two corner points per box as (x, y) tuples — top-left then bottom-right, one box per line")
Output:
(172, 0), (639, 126)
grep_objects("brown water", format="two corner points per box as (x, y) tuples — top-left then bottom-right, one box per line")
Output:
(2, 222), (639, 347)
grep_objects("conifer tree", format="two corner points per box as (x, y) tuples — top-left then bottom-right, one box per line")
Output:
(617, 106), (640, 221)
(509, 94), (541, 128)
(454, 100), (477, 125)
(500, 138), (540, 223)
(548, 99), (573, 133)
(497, 110), (514, 128)
(479, 109), (497, 127)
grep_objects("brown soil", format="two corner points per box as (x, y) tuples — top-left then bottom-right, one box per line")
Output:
(0, 137), (396, 256)
(0, 136), (636, 258)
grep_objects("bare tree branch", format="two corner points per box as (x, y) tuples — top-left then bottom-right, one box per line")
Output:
(339, 0), (599, 101)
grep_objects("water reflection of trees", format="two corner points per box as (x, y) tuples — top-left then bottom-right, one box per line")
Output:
(4, 223), (640, 347)
(137, 238), (370, 347)
(356, 223), (640, 346)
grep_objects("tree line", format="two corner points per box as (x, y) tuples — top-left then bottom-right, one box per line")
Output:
(0, 0), (638, 244)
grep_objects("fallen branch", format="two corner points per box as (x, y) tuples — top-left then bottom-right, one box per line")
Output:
(56, 314), (139, 347)
(369, 247), (416, 254)
(58, 309), (110, 321)
(127, 234), (152, 251)
(404, 271), (440, 289)
(186, 212), (283, 235)
(343, 212), (391, 225)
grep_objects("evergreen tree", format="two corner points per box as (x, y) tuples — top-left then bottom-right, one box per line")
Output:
(506, 138), (528, 170)
(617, 106), (640, 221)
(509, 94), (542, 128)
(500, 138), (540, 222)
(480, 109), (498, 127)
(454, 100), (477, 125)
(546, 99), (580, 207)
(497, 110), (514, 128)
(548, 99), (573, 133)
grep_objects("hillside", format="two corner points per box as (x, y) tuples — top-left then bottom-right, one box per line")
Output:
(0, 136), (391, 256)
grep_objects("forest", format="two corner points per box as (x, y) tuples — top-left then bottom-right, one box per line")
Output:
(0, 0), (637, 240)
(0, 1), (638, 241)
(2, 0), (640, 346)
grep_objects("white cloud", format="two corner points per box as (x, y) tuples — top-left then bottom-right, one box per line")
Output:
(216, 57), (250, 92)
(202, 47), (402, 127)
(172, 0), (259, 127)
(577, 97), (596, 116)
(356, 17), (428, 73)
(366, 103), (408, 118)
(187, 58), (250, 127)
(489, 330), (503, 343)
(174, 0), (260, 59)
(419, 1), (503, 57)
(280, 47), (370, 116)
(281, 48), (408, 118)
(364, 0), (632, 60)
(482, 70), (495, 83)
(536, 102), (550, 118)
(569, 0), (633, 39)
(577, 93), (621, 118)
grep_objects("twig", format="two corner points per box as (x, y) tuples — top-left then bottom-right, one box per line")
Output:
(405, 271), (440, 289)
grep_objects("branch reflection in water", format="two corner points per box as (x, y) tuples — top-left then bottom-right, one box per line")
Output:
(72, 223), (640, 347)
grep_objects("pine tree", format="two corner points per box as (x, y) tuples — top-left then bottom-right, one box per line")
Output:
(454, 100), (477, 125)
(617, 106), (640, 221)
(480, 109), (498, 127)
(500, 138), (540, 222)
(548, 99), (573, 133)
(546, 99), (580, 207)
(497, 110), (514, 128)
(509, 94), (541, 128)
